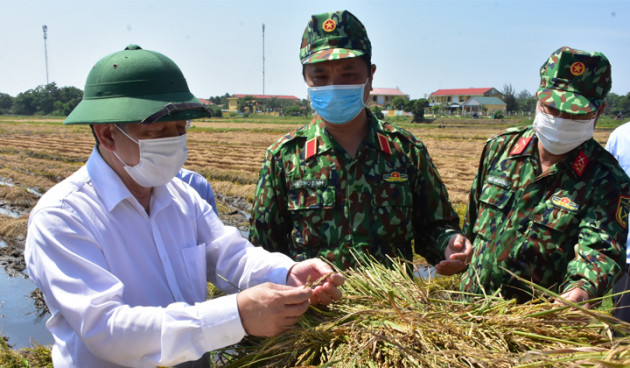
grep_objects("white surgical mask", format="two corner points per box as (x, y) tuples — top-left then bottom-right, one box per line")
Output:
(533, 110), (595, 155)
(113, 125), (188, 188)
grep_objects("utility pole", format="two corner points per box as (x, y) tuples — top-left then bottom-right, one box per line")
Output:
(42, 25), (49, 84)
(262, 23), (265, 96)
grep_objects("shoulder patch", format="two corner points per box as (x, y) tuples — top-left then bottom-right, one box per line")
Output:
(377, 133), (392, 155)
(572, 150), (589, 177)
(510, 137), (532, 156)
(616, 195), (630, 229)
(305, 138), (318, 160)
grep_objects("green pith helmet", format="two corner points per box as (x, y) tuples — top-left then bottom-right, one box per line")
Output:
(64, 44), (211, 125)
(536, 46), (612, 115)
(299, 10), (371, 65)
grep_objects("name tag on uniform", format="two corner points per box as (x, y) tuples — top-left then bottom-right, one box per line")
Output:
(290, 179), (327, 189)
(487, 176), (512, 189)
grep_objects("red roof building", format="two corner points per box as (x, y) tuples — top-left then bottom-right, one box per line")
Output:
(429, 87), (502, 107)
(368, 87), (409, 107)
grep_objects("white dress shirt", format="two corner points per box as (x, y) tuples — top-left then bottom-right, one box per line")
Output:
(25, 147), (295, 368)
(606, 121), (630, 263)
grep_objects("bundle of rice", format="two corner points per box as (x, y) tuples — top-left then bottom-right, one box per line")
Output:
(213, 257), (630, 368)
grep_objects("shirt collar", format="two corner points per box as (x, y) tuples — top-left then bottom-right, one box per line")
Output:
(304, 110), (393, 160)
(85, 146), (176, 214)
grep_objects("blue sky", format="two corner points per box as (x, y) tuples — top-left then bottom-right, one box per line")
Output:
(1, 0), (628, 101)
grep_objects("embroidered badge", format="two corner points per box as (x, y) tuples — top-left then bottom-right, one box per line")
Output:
(551, 195), (579, 212)
(510, 137), (532, 155)
(572, 150), (589, 177)
(377, 133), (392, 155)
(487, 176), (512, 189)
(384, 172), (408, 182)
(322, 19), (336, 32)
(616, 195), (630, 228)
(570, 62), (585, 76)
(305, 138), (318, 160)
(290, 179), (327, 189)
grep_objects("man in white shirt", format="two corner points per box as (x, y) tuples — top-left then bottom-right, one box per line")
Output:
(606, 121), (630, 323)
(25, 44), (344, 368)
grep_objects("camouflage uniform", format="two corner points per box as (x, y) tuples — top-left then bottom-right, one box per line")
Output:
(249, 110), (461, 269)
(461, 47), (630, 302)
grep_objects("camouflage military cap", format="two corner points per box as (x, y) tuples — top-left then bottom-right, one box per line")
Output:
(536, 46), (612, 115)
(299, 10), (371, 65)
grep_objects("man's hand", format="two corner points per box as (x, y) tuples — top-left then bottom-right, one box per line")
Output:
(435, 233), (472, 276)
(286, 258), (345, 305)
(557, 288), (591, 309)
(237, 282), (312, 337)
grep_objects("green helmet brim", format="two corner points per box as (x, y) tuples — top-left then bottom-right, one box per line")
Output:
(64, 92), (211, 125)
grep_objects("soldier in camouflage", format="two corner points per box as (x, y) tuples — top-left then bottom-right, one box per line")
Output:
(249, 10), (469, 270)
(453, 47), (630, 304)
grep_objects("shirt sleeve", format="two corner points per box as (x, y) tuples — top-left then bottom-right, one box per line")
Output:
(26, 203), (294, 367)
(562, 190), (629, 298)
(249, 149), (292, 255)
(412, 143), (461, 264)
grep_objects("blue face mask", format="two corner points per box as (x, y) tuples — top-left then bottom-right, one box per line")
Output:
(307, 81), (367, 124)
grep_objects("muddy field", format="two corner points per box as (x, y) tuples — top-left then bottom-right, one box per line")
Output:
(0, 116), (614, 278)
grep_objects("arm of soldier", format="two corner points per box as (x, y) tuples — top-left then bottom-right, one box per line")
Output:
(435, 143), (489, 275)
(249, 150), (291, 254)
(412, 143), (461, 265)
(561, 192), (629, 301)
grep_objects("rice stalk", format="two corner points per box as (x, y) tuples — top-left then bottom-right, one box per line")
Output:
(213, 255), (630, 368)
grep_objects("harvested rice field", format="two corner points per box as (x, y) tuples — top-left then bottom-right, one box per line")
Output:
(0, 115), (626, 367)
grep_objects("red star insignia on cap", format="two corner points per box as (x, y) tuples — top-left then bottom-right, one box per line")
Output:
(322, 19), (336, 32)
(570, 62), (585, 76)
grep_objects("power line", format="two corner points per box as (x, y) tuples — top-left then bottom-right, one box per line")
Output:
(262, 23), (265, 96)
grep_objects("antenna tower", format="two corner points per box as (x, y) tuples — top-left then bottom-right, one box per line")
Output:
(262, 23), (265, 95)
(42, 25), (49, 84)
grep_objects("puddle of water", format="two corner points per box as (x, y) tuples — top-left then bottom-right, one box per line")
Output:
(414, 266), (437, 279)
(0, 240), (7, 248)
(0, 267), (53, 349)
(0, 205), (22, 218)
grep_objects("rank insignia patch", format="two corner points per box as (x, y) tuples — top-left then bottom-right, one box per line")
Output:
(377, 133), (392, 155)
(384, 172), (408, 182)
(305, 138), (318, 160)
(616, 195), (630, 229)
(572, 151), (589, 177)
(510, 137), (532, 155)
(551, 195), (579, 212)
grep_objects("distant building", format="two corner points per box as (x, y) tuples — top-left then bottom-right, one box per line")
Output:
(429, 88), (503, 111)
(463, 96), (506, 115)
(368, 87), (409, 107)
(197, 98), (215, 106)
(227, 94), (301, 113)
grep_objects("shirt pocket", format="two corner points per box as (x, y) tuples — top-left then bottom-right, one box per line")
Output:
(372, 179), (413, 238)
(180, 243), (207, 301)
(528, 201), (580, 248)
(474, 183), (513, 240)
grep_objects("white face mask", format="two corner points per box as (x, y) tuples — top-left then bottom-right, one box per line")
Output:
(533, 110), (595, 155)
(113, 125), (188, 188)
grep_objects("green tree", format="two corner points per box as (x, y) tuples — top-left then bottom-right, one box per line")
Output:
(516, 89), (536, 114)
(502, 83), (518, 113)
(284, 105), (304, 116)
(391, 96), (407, 110)
(0, 93), (12, 114)
(404, 98), (428, 123)
(372, 106), (384, 119)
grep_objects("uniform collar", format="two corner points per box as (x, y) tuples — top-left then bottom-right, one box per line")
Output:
(508, 127), (595, 178)
(303, 110), (394, 160)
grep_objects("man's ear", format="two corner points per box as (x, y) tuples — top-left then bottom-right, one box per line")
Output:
(92, 124), (117, 152)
